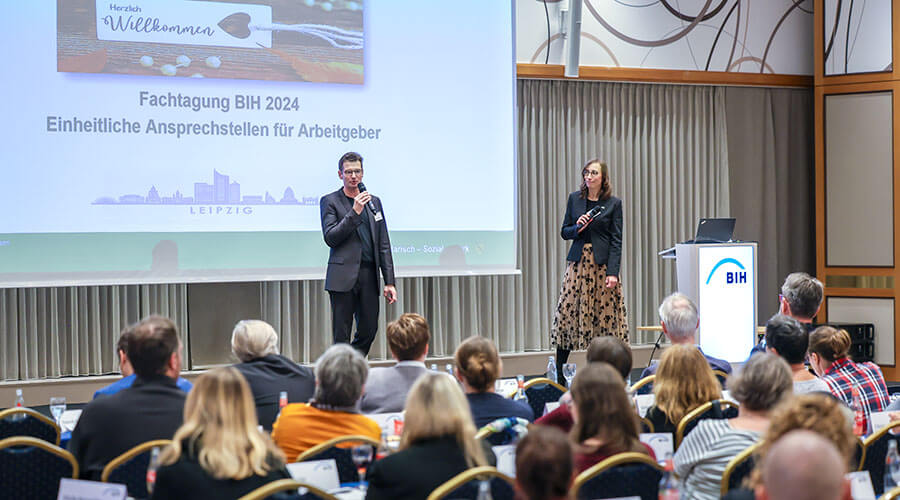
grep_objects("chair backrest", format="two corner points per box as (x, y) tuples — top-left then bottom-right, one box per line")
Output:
(101, 439), (172, 499)
(884, 485), (900, 500)
(426, 466), (516, 500)
(712, 370), (730, 389)
(522, 377), (566, 418)
(0, 408), (61, 445)
(238, 478), (338, 500)
(721, 441), (762, 496)
(572, 452), (664, 500)
(0, 436), (78, 499)
(639, 417), (654, 434)
(675, 399), (739, 449)
(852, 436), (865, 472)
(475, 418), (530, 446)
(862, 420), (900, 496)
(296, 435), (381, 484)
(629, 375), (656, 396)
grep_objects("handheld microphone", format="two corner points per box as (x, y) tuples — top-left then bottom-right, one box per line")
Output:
(576, 205), (603, 229)
(356, 182), (378, 215)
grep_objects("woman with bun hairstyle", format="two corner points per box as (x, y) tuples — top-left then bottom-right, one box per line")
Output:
(455, 336), (534, 428)
(808, 326), (889, 434)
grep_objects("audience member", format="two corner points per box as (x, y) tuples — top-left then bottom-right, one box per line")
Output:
(93, 325), (192, 399)
(641, 293), (731, 379)
(230, 320), (315, 430)
(360, 313), (430, 414)
(271, 344), (380, 462)
(570, 363), (654, 472)
(365, 373), (493, 499)
(764, 314), (829, 394)
(150, 367), (290, 499)
(808, 325), (889, 434)
(514, 426), (573, 500)
(645, 344), (722, 434)
(69, 316), (187, 480)
(750, 272), (823, 356)
(454, 336), (533, 428)
(755, 431), (851, 500)
(674, 353), (792, 500)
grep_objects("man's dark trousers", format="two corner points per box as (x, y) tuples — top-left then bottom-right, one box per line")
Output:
(329, 263), (379, 355)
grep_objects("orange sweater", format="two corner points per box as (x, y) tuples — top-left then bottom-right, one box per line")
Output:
(271, 403), (381, 462)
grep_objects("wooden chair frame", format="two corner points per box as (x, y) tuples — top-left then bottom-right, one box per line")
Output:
(854, 436), (866, 472)
(675, 399), (740, 448)
(295, 435), (381, 462)
(101, 439), (172, 482)
(237, 478), (338, 500)
(883, 485), (900, 500)
(522, 377), (567, 393)
(0, 408), (61, 445)
(720, 441), (762, 496)
(712, 370), (730, 381)
(572, 451), (663, 495)
(0, 435), (78, 478)
(639, 416), (655, 433)
(628, 375), (656, 394)
(426, 466), (515, 500)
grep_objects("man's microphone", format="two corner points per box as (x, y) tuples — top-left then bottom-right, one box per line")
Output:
(356, 182), (378, 215)
(576, 205), (603, 229)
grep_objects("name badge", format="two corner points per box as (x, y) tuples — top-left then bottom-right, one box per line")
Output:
(374, 212), (383, 222)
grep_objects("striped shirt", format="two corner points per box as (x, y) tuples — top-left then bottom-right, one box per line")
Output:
(821, 357), (890, 435)
(673, 419), (760, 500)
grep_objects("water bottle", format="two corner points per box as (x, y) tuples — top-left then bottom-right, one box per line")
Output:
(279, 391), (288, 410)
(658, 460), (680, 499)
(546, 356), (557, 383)
(514, 374), (527, 402)
(12, 389), (25, 421)
(430, 363), (438, 372)
(886, 440), (900, 492)
(445, 363), (454, 377)
(476, 479), (493, 500)
(851, 385), (866, 436)
(146, 446), (161, 494)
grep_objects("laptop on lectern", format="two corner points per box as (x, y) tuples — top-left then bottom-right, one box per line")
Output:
(694, 218), (736, 243)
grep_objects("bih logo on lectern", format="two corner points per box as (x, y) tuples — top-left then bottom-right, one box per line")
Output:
(705, 258), (747, 285)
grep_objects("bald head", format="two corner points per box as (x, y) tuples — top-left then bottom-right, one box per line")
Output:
(757, 430), (849, 500)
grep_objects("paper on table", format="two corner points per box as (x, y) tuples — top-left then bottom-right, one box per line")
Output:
(846, 470), (876, 500)
(493, 445), (516, 477)
(59, 409), (82, 433)
(366, 412), (404, 436)
(639, 433), (674, 464)
(634, 394), (655, 417)
(871, 411), (892, 433)
(58, 478), (126, 500)
(286, 459), (341, 492)
(544, 402), (560, 415)
(495, 379), (519, 398)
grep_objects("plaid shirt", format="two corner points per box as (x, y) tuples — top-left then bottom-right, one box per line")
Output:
(821, 357), (890, 435)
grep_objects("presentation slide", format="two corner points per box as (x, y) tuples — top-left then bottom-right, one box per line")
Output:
(0, 1), (517, 287)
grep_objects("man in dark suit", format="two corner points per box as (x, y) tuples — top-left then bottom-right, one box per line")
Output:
(68, 316), (187, 480)
(320, 151), (397, 356)
(360, 313), (430, 413)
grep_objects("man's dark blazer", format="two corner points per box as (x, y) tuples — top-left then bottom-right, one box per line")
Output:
(232, 354), (316, 431)
(560, 192), (623, 276)
(320, 188), (395, 293)
(67, 374), (186, 480)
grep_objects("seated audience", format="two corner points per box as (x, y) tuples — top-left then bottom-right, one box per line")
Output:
(360, 313), (430, 414)
(764, 314), (829, 394)
(365, 373), (494, 499)
(808, 325), (889, 434)
(645, 344), (722, 434)
(750, 272), (823, 357)
(69, 316), (187, 480)
(641, 293), (731, 379)
(536, 336), (632, 433)
(755, 431), (851, 500)
(230, 320), (315, 430)
(271, 344), (380, 462)
(674, 353), (792, 500)
(151, 367), (290, 499)
(570, 363), (654, 472)
(454, 336), (533, 428)
(93, 325), (192, 399)
(514, 426), (573, 500)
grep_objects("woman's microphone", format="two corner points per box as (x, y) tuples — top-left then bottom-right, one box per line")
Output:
(576, 205), (603, 229)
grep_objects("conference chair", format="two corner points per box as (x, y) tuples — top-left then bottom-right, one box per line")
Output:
(101, 439), (172, 499)
(862, 420), (900, 496)
(522, 377), (566, 418)
(675, 399), (739, 449)
(629, 375), (656, 396)
(475, 417), (530, 446)
(853, 435), (866, 472)
(0, 436), (78, 499)
(296, 435), (381, 484)
(0, 407), (61, 445)
(238, 479), (338, 500)
(571, 451), (664, 500)
(639, 416), (655, 433)
(883, 485), (900, 500)
(426, 466), (516, 500)
(721, 441), (762, 496)
(712, 369), (730, 389)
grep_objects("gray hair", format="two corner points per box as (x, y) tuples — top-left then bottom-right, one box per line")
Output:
(231, 320), (279, 362)
(658, 293), (698, 341)
(781, 272), (824, 320)
(314, 344), (368, 407)
(728, 353), (792, 412)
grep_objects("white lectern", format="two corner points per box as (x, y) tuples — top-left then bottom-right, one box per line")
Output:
(674, 242), (758, 363)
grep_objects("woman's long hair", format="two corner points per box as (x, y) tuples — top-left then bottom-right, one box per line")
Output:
(653, 345), (722, 425)
(401, 372), (488, 468)
(159, 367), (284, 479)
(579, 159), (612, 200)
(570, 363), (642, 453)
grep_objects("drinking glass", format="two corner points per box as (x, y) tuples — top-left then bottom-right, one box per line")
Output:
(351, 444), (374, 478)
(49, 397), (66, 426)
(562, 363), (576, 387)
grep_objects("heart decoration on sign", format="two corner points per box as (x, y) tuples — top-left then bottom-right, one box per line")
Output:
(218, 12), (252, 39)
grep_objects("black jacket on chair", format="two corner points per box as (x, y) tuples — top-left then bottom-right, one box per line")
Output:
(233, 354), (316, 431)
(560, 192), (623, 276)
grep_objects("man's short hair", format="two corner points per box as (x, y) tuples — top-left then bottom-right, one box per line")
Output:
(338, 151), (363, 172)
(586, 336), (632, 380)
(314, 344), (368, 407)
(116, 326), (133, 354)
(761, 430), (846, 500)
(658, 292), (698, 341)
(231, 320), (279, 362)
(126, 316), (180, 378)
(781, 272), (824, 320)
(765, 314), (809, 364)
(386, 313), (430, 361)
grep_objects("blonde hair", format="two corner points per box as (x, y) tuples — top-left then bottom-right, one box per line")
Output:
(401, 373), (488, 468)
(808, 326), (852, 363)
(159, 367), (284, 479)
(653, 345), (722, 425)
(231, 320), (278, 362)
(454, 336), (500, 392)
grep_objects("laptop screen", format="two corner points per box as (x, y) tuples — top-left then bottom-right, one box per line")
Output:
(695, 218), (736, 242)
